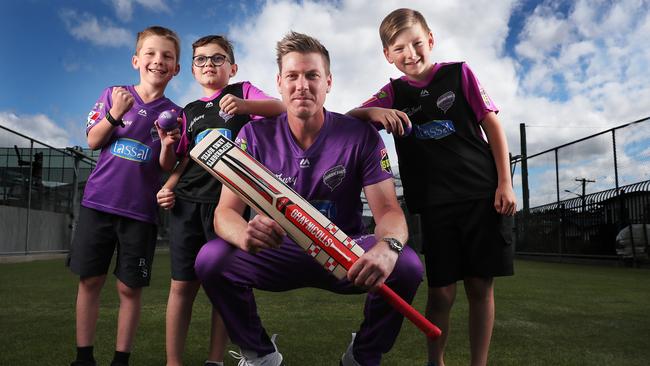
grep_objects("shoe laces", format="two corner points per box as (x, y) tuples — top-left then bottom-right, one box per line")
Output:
(228, 349), (252, 366)
(228, 334), (281, 366)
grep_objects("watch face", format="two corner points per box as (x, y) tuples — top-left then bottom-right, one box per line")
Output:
(384, 238), (403, 252)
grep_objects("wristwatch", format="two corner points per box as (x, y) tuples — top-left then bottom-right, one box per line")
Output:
(106, 111), (125, 127)
(382, 237), (404, 255)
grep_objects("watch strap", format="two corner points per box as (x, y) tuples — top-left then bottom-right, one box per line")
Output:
(382, 237), (404, 255)
(106, 111), (125, 127)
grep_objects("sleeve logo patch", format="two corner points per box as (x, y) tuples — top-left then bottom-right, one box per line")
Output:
(479, 86), (491, 107)
(86, 111), (100, 127)
(380, 148), (392, 174)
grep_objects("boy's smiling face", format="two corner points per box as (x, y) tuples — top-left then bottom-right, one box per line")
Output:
(132, 35), (180, 88)
(384, 23), (434, 82)
(192, 43), (238, 93)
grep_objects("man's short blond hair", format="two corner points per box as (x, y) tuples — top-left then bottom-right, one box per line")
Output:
(379, 8), (431, 48)
(276, 31), (330, 75)
(135, 26), (181, 60)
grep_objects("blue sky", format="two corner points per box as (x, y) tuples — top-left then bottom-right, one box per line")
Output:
(1, 0), (649, 204)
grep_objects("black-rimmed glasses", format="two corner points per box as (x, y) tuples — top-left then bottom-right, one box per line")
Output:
(192, 54), (230, 67)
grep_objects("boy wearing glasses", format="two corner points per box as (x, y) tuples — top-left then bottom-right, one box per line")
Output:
(156, 35), (284, 366)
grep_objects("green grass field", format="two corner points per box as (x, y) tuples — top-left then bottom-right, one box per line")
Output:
(1, 253), (649, 365)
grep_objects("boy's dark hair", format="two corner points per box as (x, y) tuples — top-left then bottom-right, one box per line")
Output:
(192, 35), (236, 64)
(135, 26), (181, 60)
(276, 31), (330, 75)
(379, 8), (431, 48)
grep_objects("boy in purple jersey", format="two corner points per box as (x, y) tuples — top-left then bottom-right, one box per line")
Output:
(193, 31), (424, 366)
(348, 8), (517, 366)
(67, 26), (181, 366)
(155, 35), (284, 366)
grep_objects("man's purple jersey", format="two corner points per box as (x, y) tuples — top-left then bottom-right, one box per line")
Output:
(236, 110), (393, 235)
(83, 85), (180, 224)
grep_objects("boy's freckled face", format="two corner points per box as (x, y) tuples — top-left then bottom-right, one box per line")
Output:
(192, 43), (236, 91)
(384, 24), (434, 81)
(132, 35), (180, 87)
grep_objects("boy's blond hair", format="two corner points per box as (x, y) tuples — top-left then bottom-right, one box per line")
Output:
(135, 26), (181, 60)
(276, 31), (330, 75)
(192, 35), (236, 64)
(379, 8), (431, 48)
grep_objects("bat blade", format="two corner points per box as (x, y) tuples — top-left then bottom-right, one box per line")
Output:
(190, 130), (441, 339)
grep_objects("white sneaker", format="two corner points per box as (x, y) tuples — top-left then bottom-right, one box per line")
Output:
(229, 334), (283, 366)
(340, 333), (361, 366)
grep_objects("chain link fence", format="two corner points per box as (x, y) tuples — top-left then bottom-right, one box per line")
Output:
(512, 117), (650, 265)
(0, 125), (100, 254)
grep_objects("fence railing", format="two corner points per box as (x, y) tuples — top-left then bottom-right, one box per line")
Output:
(512, 116), (650, 265)
(0, 125), (97, 255)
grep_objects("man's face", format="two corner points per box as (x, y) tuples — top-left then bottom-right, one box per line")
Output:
(277, 52), (331, 120)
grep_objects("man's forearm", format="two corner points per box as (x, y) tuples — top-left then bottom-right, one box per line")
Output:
(373, 208), (409, 245)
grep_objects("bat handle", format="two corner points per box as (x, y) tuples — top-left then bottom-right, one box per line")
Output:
(377, 284), (442, 339)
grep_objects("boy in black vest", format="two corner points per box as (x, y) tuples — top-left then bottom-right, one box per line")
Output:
(348, 8), (516, 366)
(157, 35), (284, 366)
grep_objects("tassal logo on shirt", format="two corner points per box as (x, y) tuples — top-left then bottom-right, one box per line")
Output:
(110, 138), (152, 162)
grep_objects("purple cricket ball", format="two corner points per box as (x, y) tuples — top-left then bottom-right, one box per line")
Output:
(157, 109), (179, 130)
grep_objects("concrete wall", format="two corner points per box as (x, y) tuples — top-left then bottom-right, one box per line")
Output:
(0, 206), (71, 253)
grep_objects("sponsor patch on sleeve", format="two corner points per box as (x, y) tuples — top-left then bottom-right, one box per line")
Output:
(86, 111), (101, 127)
(235, 137), (248, 151)
(380, 148), (392, 174)
(361, 90), (388, 107)
(479, 86), (492, 108)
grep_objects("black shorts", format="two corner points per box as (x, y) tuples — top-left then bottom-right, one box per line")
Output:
(169, 199), (218, 281)
(420, 198), (514, 287)
(68, 206), (157, 288)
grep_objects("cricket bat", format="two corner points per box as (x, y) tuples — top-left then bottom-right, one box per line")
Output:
(190, 130), (441, 339)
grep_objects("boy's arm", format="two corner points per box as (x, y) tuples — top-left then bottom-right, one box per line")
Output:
(156, 156), (189, 209)
(347, 107), (411, 136)
(480, 112), (517, 216)
(87, 87), (133, 150)
(219, 95), (285, 118)
(157, 114), (182, 172)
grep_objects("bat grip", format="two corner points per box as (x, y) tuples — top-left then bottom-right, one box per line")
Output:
(377, 284), (442, 339)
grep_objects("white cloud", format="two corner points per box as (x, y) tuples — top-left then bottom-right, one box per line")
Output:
(60, 9), (133, 47)
(167, 0), (650, 204)
(0, 111), (71, 148)
(111, 0), (171, 21)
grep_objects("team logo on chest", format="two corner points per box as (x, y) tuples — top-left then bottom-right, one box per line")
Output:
(323, 165), (346, 191)
(205, 101), (214, 108)
(219, 109), (234, 122)
(436, 91), (455, 113)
